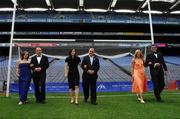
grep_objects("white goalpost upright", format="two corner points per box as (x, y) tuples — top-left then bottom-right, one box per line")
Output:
(147, 0), (155, 44)
(6, 0), (17, 97)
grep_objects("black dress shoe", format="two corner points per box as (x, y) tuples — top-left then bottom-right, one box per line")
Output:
(84, 99), (87, 103)
(156, 99), (164, 103)
(36, 100), (41, 103)
(41, 100), (46, 104)
(91, 102), (97, 105)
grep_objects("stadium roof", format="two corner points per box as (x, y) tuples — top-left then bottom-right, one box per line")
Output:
(0, 0), (179, 14)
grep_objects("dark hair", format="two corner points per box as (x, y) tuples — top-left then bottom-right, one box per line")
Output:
(137, 47), (141, 50)
(21, 51), (29, 60)
(68, 48), (77, 57)
(151, 44), (157, 47)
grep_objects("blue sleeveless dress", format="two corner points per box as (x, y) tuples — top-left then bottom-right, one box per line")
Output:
(19, 63), (31, 102)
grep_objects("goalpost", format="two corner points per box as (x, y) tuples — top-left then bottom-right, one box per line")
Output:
(6, 0), (17, 97)
(6, 39), (151, 94)
(6, 0), (155, 97)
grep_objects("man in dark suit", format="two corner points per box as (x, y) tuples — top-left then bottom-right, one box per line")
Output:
(30, 47), (49, 103)
(81, 48), (100, 105)
(145, 44), (168, 102)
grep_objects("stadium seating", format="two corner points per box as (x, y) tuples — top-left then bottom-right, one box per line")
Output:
(0, 56), (179, 83)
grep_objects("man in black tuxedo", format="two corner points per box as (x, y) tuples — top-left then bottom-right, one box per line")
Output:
(145, 44), (168, 102)
(81, 48), (100, 105)
(30, 47), (49, 103)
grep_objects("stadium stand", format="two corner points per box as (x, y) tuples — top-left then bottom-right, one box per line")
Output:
(1, 55), (179, 84)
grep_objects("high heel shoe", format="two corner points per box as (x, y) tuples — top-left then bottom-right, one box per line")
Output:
(75, 99), (78, 105)
(70, 98), (74, 104)
(136, 94), (141, 101)
(18, 101), (23, 105)
(140, 99), (145, 104)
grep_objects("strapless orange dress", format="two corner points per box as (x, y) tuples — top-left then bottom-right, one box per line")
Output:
(132, 59), (148, 93)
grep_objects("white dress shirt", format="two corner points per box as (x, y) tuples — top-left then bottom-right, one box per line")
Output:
(89, 56), (94, 65)
(154, 53), (158, 58)
(37, 55), (42, 64)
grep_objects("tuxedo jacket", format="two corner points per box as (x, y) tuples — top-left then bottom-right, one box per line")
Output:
(145, 52), (167, 76)
(30, 55), (49, 75)
(81, 55), (100, 79)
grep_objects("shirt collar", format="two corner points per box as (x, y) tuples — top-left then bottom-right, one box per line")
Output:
(153, 51), (157, 54)
(89, 55), (94, 58)
(36, 54), (42, 57)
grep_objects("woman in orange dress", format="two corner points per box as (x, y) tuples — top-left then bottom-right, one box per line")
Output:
(131, 49), (148, 103)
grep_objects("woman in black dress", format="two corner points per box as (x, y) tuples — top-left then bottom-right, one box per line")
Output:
(64, 48), (81, 104)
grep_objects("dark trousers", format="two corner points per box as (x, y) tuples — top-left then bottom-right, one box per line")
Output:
(151, 71), (165, 100)
(82, 77), (97, 103)
(33, 74), (46, 102)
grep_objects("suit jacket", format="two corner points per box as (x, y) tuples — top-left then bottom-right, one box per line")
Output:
(145, 52), (167, 76)
(81, 55), (100, 79)
(30, 55), (49, 75)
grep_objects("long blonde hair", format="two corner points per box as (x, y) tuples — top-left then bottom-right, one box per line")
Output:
(132, 49), (145, 64)
(131, 49), (145, 74)
(134, 49), (144, 59)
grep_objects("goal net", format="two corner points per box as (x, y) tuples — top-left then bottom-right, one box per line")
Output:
(3, 38), (151, 94)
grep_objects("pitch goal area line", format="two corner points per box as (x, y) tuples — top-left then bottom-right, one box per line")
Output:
(6, 92), (180, 99)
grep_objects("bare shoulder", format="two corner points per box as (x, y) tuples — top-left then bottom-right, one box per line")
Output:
(27, 59), (31, 63)
(131, 58), (135, 62)
(16, 59), (20, 63)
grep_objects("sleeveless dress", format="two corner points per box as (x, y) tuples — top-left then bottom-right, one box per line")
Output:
(132, 59), (148, 93)
(19, 63), (31, 102)
(65, 56), (81, 90)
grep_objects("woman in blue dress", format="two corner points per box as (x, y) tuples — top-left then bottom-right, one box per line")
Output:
(16, 51), (32, 105)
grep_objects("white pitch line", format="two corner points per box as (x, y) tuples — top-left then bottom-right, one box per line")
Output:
(7, 92), (180, 99)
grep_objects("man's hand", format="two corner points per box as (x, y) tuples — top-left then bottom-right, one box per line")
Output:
(91, 70), (94, 74)
(84, 65), (87, 69)
(148, 62), (152, 65)
(35, 67), (42, 72)
(87, 70), (94, 75)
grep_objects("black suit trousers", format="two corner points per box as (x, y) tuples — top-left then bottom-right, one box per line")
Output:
(82, 76), (97, 103)
(33, 73), (46, 102)
(151, 69), (165, 100)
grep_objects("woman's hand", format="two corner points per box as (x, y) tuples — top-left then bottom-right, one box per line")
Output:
(64, 73), (68, 78)
(30, 64), (34, 67)
(16, 73), (20, 77)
